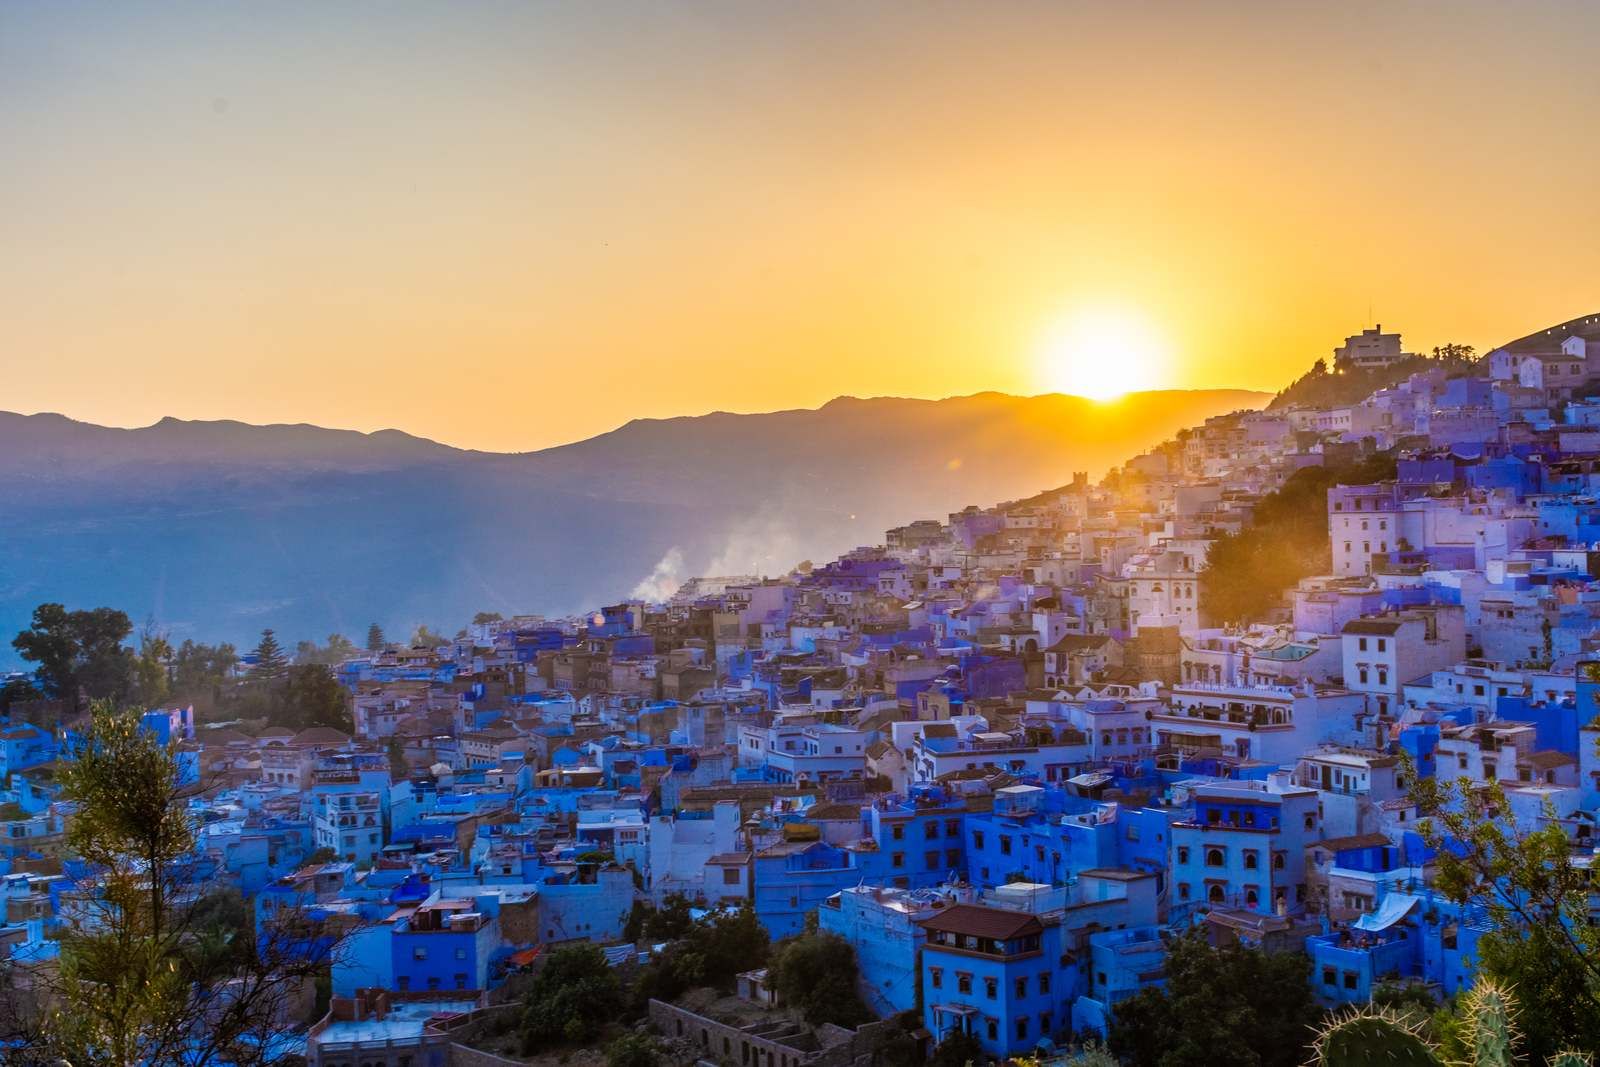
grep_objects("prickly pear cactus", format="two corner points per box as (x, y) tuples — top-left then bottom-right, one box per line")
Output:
(1310, 1009), (1443, 1067)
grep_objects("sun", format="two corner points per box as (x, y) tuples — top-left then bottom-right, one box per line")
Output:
(1036, 306), (1170, 401)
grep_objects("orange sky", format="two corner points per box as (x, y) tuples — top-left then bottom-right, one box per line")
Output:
(3, 2), (1598, 452)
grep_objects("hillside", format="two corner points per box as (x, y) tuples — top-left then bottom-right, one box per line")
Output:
(0, 389), (1264, 653)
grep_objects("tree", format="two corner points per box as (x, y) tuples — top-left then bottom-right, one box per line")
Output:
(249, 629), (288, 679)
(135, 623), (172, 707)
(410, 624), (447, 648)
(520, 942), (623, 1051)
(295, 633), (358, 666)
(1409, 766), (1600, 1060)
(387, 735), (409, 781)
(472, 611), (504, 626)
(18, 701), (338, 1066)
(365, 623), (386, 652)
(1108, 934), (1321, 1067)
(170, 640), (238, 710)
(12, 603), (135, 711)
(0, 675), (42, 713)
(767, 932), (871, 1027)
(605, 1032), (661, 1067)
(281, 664), (352, 733)
(1200, 452), (1398, 625)
(929, 1030), (986, 1067)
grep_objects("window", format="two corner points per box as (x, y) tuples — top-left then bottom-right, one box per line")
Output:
(1243, 850), (1259, 870)
(1040, 1012), (1053, 1036)
(1322, 966), (1336, 986)
(413, 947), (428, 960)
(930, 967), (943, 989)
(957, 972), (973, 994)
(972, 830), (985, 849)
(1377, 638), (1386, 652)
(1304, 813), (1316, 830)
(455, 947), (467, 960)
(925, 822), (939, 839)
(1273, 853), (1286, 871)
(999, 835), (1013, 856)
(986, 1020), (997, 1041)
(891, 824), (904, 841)
(1016, 1018), (1029, 1041)
(1177, 846), (1189, 864)
(1178, 883), (1190, 900)
(1343, 971), (1358, 991)
(985, 977), (997, 999)
(947, 849), (960, 867)
(925, 851), (939, 869)
(724, 867), (741, 885)
(1205, 847), (1224, 867)
(1015, 977), (1028, 998)
(1038, 972), (1051, 994)
(945, 819), (961, 836)
(892, 852), (904, 869)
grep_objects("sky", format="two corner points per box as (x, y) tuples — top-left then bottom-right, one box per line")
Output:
(3, 2), (1599, 453)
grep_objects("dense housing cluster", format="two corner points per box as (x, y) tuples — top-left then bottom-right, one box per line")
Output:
(6, 315), (1600, 1065)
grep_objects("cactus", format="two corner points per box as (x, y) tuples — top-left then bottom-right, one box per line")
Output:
(1309, 1008), (1442, 1067)
(1461, 980), (1519, 1067)
(1308, 982), (1592, 1067)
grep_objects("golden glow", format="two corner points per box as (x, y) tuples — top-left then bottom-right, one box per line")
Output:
(1037, 308), (1170, 401)
(2, 5), (1598, 449)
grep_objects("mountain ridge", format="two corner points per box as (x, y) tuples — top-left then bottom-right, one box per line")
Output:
(0, 388), (1268, 655)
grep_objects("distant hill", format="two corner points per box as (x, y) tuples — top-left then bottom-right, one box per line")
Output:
(0, 389), (1265, 652)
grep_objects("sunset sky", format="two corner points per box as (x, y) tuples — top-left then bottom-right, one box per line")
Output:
(4, 2), (1599, 452)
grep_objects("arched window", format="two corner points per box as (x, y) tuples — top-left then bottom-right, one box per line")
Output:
(1207, 884), (1225, 903)
(1206, 847), (1224, 867)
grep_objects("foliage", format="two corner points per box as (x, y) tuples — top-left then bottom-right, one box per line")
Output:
(410, 624), (448, 648)
(387, 735), (409, 780)
(169, 639), (238, 714)
(605, 1031), (662, 1067)
(1409, 766), (1600, 1059)
(1107, 933), (1322, 1067)
(365, 622), (386, 651)
(1268, 346), (1476, 412)
(1311, 980), (1594, 1067)
(767, 931), (871, 1027)
(928, 1029), (985, 1067)
(294, 633), (358, 666)
(0, 675), (43, 713)
(1200, 452), (1398, 625)
(17, 701), (337, 1066)
(250, 629), (289, 679)
(472, 611), (504, 625)
(520, 942), (624, 1052)
(279, 663), (352, 732)
(12, 603), (136, 711)
(134, 622), (172, 706)
(633, 901), (770, 1005)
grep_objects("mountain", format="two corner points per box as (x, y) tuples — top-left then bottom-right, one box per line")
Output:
(0, 389), (1266, 653)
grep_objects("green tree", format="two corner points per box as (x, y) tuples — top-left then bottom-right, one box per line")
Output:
(365, 623), (386, 651)
(281, 664), (351, 733)
(135, 623), (172, 707)
(1108, 934), (1322, 1067)
(929, 1030), (986, 1067)
(767, 931), (871, 1027)
(1409, 766), (1600, 1060)
(605, 1031), (661, 1067)
(472, 611), (504, 626)
(12, 603), (136, 711)
(169, 640), (238, 713)
(520, 942), (623, 1052)
(28, 701), (334, 1065)
(387, 735), (409, 780)
(0, 675), (42, 713)
(410, 624), (447, 648)
(1200, 452), (1398, 625)
(249, 629), (288, 679)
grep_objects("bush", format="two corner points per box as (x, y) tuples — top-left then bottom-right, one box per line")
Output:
(768, 932), (871, 1027)
(605, 1031), (661, 1067)
(520, 942), (624, 1052)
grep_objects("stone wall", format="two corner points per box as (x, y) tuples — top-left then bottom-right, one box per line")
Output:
(646, 1000), (896, 1067)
